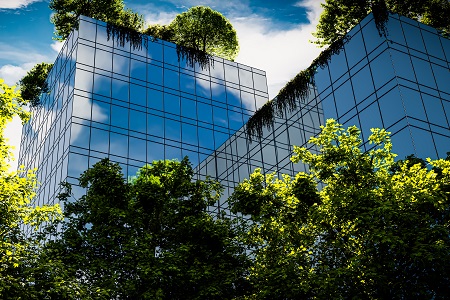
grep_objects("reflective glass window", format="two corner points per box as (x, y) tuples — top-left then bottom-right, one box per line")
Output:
(147, 114), (164, 136)
(328, 48), (348, 82)
(78, 20), (96, 41)
(211, 82), (226, 104)
(241, 91), (256, 112)
(77, 44), (95, 66)
(197, 102), (213, 124)
(92, 100), (110, 125)
(96, 26), (113, 46)
(239, 68), (253, 88)
(147, 141), (164, 162)
(386, 18), (406, 45)
(164, 93), (180, 116)
(147, 88), (163, 111)
(370, 50), (395, 90)
(411, 57), (436, 89)
(361, 19), (385, 54)
(95, 49), (112, 71)
(226, 86), (241, 108)
(148, 64), (163, 86)
(75, 69), (93, 92)
(147, 41), (163, 62)
(165, 119), (181, 141)
(113, 54), (129, 76)
(402, 23), (426, 53)
(198, 127), (214, 150)
(164, 45), (179, 66)
(399, 87), (426, 120)
(93, 73), (111, 97)
(182, 122), (198, 145)
(70, 123), (90, 149)
(129, 137), (146, 162)
(345, 31), (366, 69)
(164, 68), (179, 90)
(90, 127), (109, 153)
(181, 98), (196, 119)
(196, 77), (211, 99)
(358, 102), (383, 140)
(422, 31), (445, 60)
(68, 152), (88, 178)
(111, 78), (129, 102)
(253, 72), (268, 93)
(72, 95), (92, 120)
(213, 106), (228, 127)
(390, 49), (415, 81)
(224, 63), (239, 84)
(431, 64), (450, 95)
(210, 61), (225, 80)
(411, 127), (436, 158)
(130, 59), (146, 80)
(378, 87), (405, 128)
(422, 94), (448, 127)
(109, 132), (128, 157)
(334, 80), (355, 117)
(129, 109), (146, 133)
(433, 133), (450, 159)
(130, 83), (146, 106)
(180, 73), (196, 95)
(351, 66), (374, 102)
(111, 105), (129, 129)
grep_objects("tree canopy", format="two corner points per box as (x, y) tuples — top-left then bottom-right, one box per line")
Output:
(46, 157), (250, 299)
(313, 0), (450, 46)
(0, 79), (63, 298)
(230, 119), (450, 299)
(49, 0), (144, 40)
(18, 62), (53, 107)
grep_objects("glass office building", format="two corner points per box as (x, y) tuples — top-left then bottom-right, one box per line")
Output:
(310, 12), (450, 159)
(201, 12), (450, 213)
(19, 12), (450, 215)
(18, 16), (269, 213)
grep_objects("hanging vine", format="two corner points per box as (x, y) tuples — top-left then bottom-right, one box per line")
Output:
(371, 0), (389, 37)
(106, 23), (146, 51)
(246, 36), (349, 141)
(176, 45), (214, 70)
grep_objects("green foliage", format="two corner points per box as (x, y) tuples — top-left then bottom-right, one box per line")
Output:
(0, 79), (63, 298)
(169, 6), (239, 61)
(48, 157), (250, 299)
(18, 62), (53, 107)
(49, 0), (144, 40)
(231, 119), (450, 299)
(144, 24), (175, 41)
(313, 0), (450, 46)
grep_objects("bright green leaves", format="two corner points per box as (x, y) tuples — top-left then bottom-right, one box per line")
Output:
(0, 80), (63, 298)
(231, 119), (450, 298)
(169, 6), (239, 61)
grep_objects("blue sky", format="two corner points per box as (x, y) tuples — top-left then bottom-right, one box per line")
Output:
(1, 0), (324, 170)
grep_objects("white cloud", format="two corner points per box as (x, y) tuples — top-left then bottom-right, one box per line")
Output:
(51, 41), (64, 53)
(0, 0), (41, 9)
(233, 0), (325, 100)
(4, 116), (23, 172)
(0, 64), (31, 85)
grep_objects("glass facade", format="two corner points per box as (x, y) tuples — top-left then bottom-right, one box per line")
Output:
(201, 12), (450, 214)
(19, 13), (450, 217)
(18, 16), (268, 215)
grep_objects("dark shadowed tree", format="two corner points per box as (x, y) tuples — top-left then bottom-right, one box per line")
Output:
(49, 0), (144, 40)
(46, 158), (250, 299)
(313, 0), (450, 46)
(18, 62), (53, 107)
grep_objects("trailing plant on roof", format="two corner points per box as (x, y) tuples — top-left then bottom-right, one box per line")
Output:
(371, 0), (389, 37)
(106, 22), (146, 51)
(246, 36), (349, 141)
